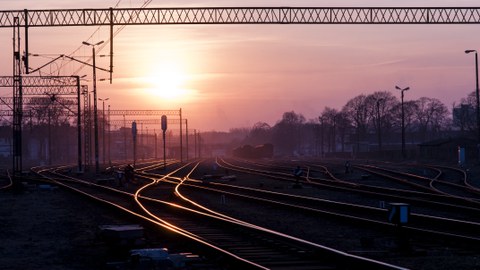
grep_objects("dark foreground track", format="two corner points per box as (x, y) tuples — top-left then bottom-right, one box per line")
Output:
(29, 162), (404, 270)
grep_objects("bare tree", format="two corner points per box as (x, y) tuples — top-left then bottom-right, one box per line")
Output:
(365, 91), (398, 151)
(342, 94), (369, 154)
(414, 97), (449, 142)
(391, 100), (418, 145)
(272, 111), (305, 156)
(319, 107), (338, 153)
(246, 122), (272, 145)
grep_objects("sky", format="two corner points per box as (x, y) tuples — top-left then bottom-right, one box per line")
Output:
(1, 0), (480, 132)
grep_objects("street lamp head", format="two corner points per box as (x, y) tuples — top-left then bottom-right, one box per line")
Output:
(465, 49), (477, 54)
(395, 85), (410, 91)
(83, 40), (104, 46)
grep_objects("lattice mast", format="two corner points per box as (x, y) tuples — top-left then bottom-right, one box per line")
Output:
(12, 17), (22, 175)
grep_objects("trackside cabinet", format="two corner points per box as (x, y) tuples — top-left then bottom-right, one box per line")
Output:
(388, 203), (410, 226)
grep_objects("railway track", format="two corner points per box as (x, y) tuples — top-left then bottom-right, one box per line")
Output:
(0, 170), (13, 190)
(217, 158), (480, 221)
(354, 164), (480, 205)
(177, 176), (480, 245)
(30, 162), (404, 270)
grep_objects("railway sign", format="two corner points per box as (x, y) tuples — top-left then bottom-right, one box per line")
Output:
(388, 203), (410, 225)
(161, 115), (167, 132)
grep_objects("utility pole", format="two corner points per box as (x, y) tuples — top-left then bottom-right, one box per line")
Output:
(396, 86), (410, 159)
(82, 40), (104, 174)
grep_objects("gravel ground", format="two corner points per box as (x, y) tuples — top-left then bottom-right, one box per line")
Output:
(0, 186), (131, 270)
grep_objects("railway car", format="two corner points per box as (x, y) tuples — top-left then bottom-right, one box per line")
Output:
(233, 143), (273, 159)
(254, 143), (273, 158)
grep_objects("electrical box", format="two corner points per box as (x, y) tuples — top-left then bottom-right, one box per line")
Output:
(388, 203), (410, 225)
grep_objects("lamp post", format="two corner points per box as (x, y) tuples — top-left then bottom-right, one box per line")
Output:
(83, 40), (104, 174)
(108, 104), (111, 165)
(465, 50), (480, 144)
(319, 116), (325, 158)
(99, 97), (109, 166)
(375, 98), (384, 152)
(395, 86), (410, 159)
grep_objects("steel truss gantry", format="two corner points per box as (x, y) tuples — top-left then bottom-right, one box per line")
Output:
(109, 109), (184, 162)
(1, 96), (78, 107)
(2, 7), (480, 79)
(109, 117), (188, 162)
(109, 109), (181, 116)
(0, 75), (82, 173)
(2, 7), (480, 28)
(0, 76), (79, 93)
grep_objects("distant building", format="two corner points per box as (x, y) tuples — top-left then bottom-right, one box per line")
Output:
(0, 138), (10, 158)
(418, 137), (477, 163)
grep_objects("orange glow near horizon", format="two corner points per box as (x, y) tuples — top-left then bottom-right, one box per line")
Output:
(143, 66), (192, 101)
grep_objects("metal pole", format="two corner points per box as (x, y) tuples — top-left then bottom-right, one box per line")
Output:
(475, 52), (480, 143)
(48, 109), (51, 165)
(83, 40), (104, 174)
(396, 86), (410, 159)
(185, 119), (189, 161)
(123, 114), (126, 161)
(155, 130), (158, 159)
(179, 108), (183, 163)
(465, 50), (480, 159)
(98, 98), (109, 166)
(194, 129), (197, 159)
(108, 104), (111, 165)
(92, 46), (100, 174)
(24, 9), (29, 74)
(102, 100), (105, 166)
(76, 76), (82, 172)
(319, 117), (324, 158)
(376, 99), (383, 152)
(197, 131), (201, 158)
(401, 91), (405, 158)
(89, 92), (92, 169)
(163, 131), (166, 169)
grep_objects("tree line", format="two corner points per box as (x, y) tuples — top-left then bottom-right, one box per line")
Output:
(231, 90), (478, 157)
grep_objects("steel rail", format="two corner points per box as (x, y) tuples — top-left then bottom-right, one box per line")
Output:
(108, 109), (180, 116)
(430, 164), (480, 194)
(216, 157), (480, 216)
(135, 161), (408, 270)
(177, 177), (480, 243)
(31, 165), (269, 270)
(34, 163), (404, 269)
(0, 170), (13, 190)
(357, 164), (480, 204)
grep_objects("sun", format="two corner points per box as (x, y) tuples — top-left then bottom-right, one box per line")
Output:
(143, 65), (192, 101)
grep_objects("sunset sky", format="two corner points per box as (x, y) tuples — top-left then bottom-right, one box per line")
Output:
(1, 0), (480, 132)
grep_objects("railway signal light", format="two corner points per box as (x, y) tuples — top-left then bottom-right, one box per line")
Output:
(132, 121), (137, 138)
(161, 115), (167, 132)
